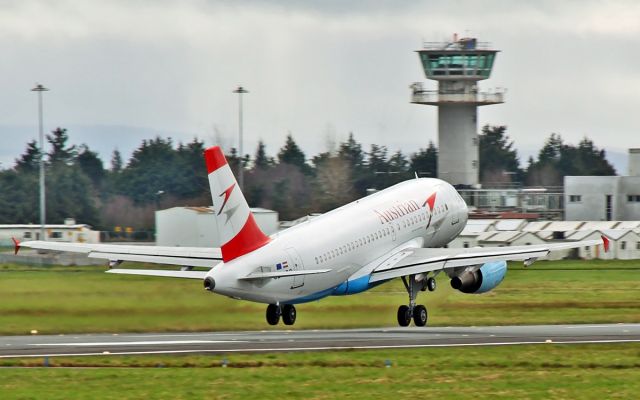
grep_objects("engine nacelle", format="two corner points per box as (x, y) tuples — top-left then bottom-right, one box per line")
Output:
(450, 261), (507, 294)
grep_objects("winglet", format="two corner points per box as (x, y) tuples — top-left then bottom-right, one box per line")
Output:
(601, 235), (610, 253)
(12, 237), (20, 255)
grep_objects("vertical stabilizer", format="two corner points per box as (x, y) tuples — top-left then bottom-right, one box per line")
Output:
(204, 146), (270, 262)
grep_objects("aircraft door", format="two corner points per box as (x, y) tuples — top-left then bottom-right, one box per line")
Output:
(285, 247), (305, 289)
(447, 189), (460, 225)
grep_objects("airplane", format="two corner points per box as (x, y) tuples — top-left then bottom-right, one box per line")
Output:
(15, 146), (609, 327)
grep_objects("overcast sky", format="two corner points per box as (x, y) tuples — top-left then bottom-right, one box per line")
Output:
(1, 0), (638, 172)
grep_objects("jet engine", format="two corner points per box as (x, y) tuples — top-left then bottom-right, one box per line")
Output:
(450, 261), (507, 294)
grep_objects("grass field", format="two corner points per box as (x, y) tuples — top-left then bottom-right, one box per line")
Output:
(1, 259), (640, 334)
(2, 344), (640, 399)
(1, 259), (640, 398)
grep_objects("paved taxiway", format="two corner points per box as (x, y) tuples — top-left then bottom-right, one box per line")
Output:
(1, 324), (640, 358)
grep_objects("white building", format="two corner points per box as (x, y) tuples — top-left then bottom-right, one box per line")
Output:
(479, 230), (553, 249)
(569, 230), (620, 260)
(447, 218), (640, 260)
(0, 220), (99, 246)
(565, 176), (640, 221)
(565, 149), (640, 221)
(156, 207), (279, 247)
(448, 232), (479, 249)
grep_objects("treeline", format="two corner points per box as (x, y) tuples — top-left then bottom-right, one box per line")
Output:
(0, 125), (615, 229)
(478, 126), (616, 186)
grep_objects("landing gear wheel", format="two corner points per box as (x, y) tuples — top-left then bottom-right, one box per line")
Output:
(282, 304), (297, 326)
(397, 305), (412, 327)
(266, 304), (281, 325)
(413, 305), (428, 327)
(426, 277), (437, 292)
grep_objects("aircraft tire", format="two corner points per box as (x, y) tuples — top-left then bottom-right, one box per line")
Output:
(413, 305), (428, 327)
(427, 277), (437, 292)
(266, 304), (281, 325)
(397, 305), (411, 327)
(282, 304), (297, 325)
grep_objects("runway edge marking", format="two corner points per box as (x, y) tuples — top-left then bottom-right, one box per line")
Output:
(3, 338), (640, 359)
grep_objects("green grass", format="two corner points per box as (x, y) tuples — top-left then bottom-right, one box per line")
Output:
(1, 259), (640, 335)
(2, 260), (640, 398)
(2, 344), (640, 399)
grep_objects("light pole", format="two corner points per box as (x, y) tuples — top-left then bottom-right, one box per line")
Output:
(233, 86), (248, 190)
(31, 83), (49, 241)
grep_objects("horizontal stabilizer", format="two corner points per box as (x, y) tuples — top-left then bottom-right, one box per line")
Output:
(106, 269), (207, 279)
(18, 241), (222, 268)
(239, 269), (331, 280)
(89, 252), (219, 268)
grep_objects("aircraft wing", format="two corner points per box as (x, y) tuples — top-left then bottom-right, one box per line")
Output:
(370, 236), (608, 283)
(16, 240), (222, 268)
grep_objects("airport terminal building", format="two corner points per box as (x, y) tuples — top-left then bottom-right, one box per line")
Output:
(565, 149), (640, 221)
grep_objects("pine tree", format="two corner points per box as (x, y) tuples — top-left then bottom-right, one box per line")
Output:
(15, 140), (42, 172)
(76, 144), (105, 186)
(277, 134), (309, 174)
(410, 141), (438, 178)
(47, 127), (76, 165)
(478, 125), (523, 185)
(111, 149), (123, 172)
(254, 140), (273, 169)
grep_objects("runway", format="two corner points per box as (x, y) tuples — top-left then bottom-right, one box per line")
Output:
(2, 323), (640, 358)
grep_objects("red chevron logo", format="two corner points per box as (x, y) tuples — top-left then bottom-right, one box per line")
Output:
(217, 183), (236, 216)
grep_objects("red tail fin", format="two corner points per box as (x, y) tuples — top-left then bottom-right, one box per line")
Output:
(204, 146), (270, 262)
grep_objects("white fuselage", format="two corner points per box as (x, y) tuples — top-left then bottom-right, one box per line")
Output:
(206, 178), (468, 304)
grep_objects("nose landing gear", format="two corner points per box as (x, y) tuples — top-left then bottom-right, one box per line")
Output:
(266, 303), (297, 326)
(397, 274), (432, 327)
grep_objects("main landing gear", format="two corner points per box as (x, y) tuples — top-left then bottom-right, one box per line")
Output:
(266, 303), (297, 326)
(397, 274), (436, 327)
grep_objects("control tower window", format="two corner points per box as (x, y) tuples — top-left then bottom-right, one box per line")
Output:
(422, 53), (495, 78)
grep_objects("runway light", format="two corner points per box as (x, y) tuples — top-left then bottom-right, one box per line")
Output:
(221, 358), (229, 367)
(30, 329), (38, 335)
(384, 359), (392, 368)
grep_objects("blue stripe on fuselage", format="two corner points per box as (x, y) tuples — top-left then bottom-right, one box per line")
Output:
(285, 275), (387, 304)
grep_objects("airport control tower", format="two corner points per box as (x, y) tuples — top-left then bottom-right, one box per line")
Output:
(411, 34), (504, 187)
